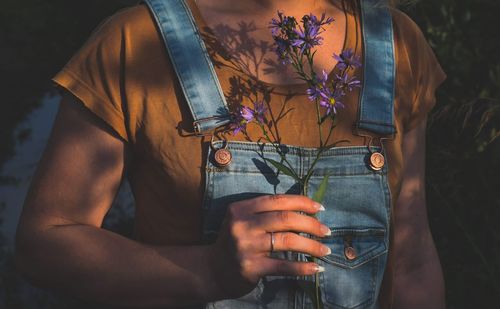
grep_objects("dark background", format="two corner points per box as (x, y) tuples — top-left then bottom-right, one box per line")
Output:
(0, 0), (499, 307)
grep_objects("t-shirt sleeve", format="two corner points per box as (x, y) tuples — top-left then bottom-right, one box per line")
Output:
(52, 7), (136, 142)
(392, 10), (447, 133)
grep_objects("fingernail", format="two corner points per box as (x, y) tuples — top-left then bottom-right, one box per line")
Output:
(315, 203), (326, 211)
(322, 246), (332, 256)
(314, 265), (325, 273)
(321, 225), (332, 236)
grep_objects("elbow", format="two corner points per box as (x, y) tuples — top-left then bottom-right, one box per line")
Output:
(14, 218), (50, 288)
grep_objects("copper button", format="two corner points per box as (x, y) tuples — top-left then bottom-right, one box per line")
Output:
(214, 148), (232, 167)
(344, 246), (357, 260)
(369, 152), (385, 171)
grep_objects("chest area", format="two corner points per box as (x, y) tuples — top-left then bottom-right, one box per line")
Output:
(192, 1), (348, 86)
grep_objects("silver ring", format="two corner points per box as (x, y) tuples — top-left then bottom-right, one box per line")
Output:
(270, 232), (276, 252)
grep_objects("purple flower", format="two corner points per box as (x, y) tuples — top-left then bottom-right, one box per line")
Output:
(269, 11), (297, 38)
(306, 85), (321, 101)
(231, 106), (253, 135)
(307, 12), (335, 28)
(333, 48), (362, 70)
(307, 70), (329, 101)
(269, 11), (299, 63)
(231, 119), (246, 135)
(307, 69), (358, 116)
(270, 12), (334, 57)
(291, 24), (323, 54)
(230, 101), (268, 135)
(307, 70), (345, 115)
(275, 37), (292, 64)
(270, 18), (281, 37)
(252, 101), (267, 124)
(291, 13), (334, 54)
(241, 106), (254, 122)
(319, 87), (345, 115)
(335, 72), (361, 92)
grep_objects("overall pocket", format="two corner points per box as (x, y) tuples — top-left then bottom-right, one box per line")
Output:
(320, 228), (387, 309)
(202, 142), (391, 308)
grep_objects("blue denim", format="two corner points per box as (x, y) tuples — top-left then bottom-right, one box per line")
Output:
(356, 0), (396, 136)
(203, 143), (390, 309)
(143, 0), (396, 308)
(144, 0), (231, 133)
(143, 0), (396, 137)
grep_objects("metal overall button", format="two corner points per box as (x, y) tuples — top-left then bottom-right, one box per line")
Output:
(369, 152), (385, 171)
(344, 235), (357, 260)
(210, 135), (232, 168)
(364, 136), (386, 171)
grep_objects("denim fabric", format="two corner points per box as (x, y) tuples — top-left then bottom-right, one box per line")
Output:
(144, 0), (396, 137)
(143, 0), (232, 133)
(203, 142), (390, 309)
(356, 0), (397, 136)
(143, 0), (396, 308)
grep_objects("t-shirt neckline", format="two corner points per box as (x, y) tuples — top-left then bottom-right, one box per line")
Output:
(185, 0), (357, 94)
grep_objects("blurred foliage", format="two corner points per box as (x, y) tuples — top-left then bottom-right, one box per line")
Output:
(404, 0), (500, 308)
(0, 0), (136, 176)
(0, 0), (136, 307)
(0, 0), (498, 308)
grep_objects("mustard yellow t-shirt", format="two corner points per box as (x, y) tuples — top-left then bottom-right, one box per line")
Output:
(52, 1), (446, 307)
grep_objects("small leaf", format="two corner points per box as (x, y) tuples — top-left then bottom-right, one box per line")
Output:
(264, 158), (300, 181)
(312, 174), (330, 204)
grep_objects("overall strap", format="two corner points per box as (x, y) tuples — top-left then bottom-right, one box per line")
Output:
(356, 0), (397, 137)
(143, 0), (231, 134)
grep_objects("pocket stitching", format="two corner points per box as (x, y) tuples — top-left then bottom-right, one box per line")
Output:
(322, 243), (387, 269)
(321, 228), (387, 269)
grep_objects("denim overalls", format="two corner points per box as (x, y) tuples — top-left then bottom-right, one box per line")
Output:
(144, 0), (396, 308)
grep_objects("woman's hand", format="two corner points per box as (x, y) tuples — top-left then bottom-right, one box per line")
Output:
(209, 194), (332, 298)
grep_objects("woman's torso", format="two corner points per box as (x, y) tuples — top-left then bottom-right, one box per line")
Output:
(53, 0), (446, 306)
(123, 0), (406, 245)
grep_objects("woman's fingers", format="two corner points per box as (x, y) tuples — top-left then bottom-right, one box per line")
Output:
(254, 211), (331, 237)
(263, 232), (331, 257)
(257, 258), (323, 277)
(214, 195), (330, 294)
(240, 194), (323, 215)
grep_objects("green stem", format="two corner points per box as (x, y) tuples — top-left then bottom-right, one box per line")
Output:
(302, 183), (321, 309)
(324, 118), (336, 147)
(258, 124), (301, 181)
(315, 272), (321, 309)
(286, 42), (356, 309)
(303, 117), (336, 187)
(290, 50), (312, 82)
(315, 99), (324, 148)
(302, 48), (323, 150)
(303, 48), (328, 309)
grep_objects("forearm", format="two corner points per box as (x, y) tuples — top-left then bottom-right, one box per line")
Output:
(392, 233), (446, 309)
(15, 223), (220, 307)
(392, 119), (446, 309)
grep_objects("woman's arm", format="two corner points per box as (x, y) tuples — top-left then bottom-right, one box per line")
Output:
(15, 94), (329, 307)
(14, 94), (222, 307)
(392, 118), (446, 308)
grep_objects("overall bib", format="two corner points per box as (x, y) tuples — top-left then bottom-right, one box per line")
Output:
(143, 0), (397, 308)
